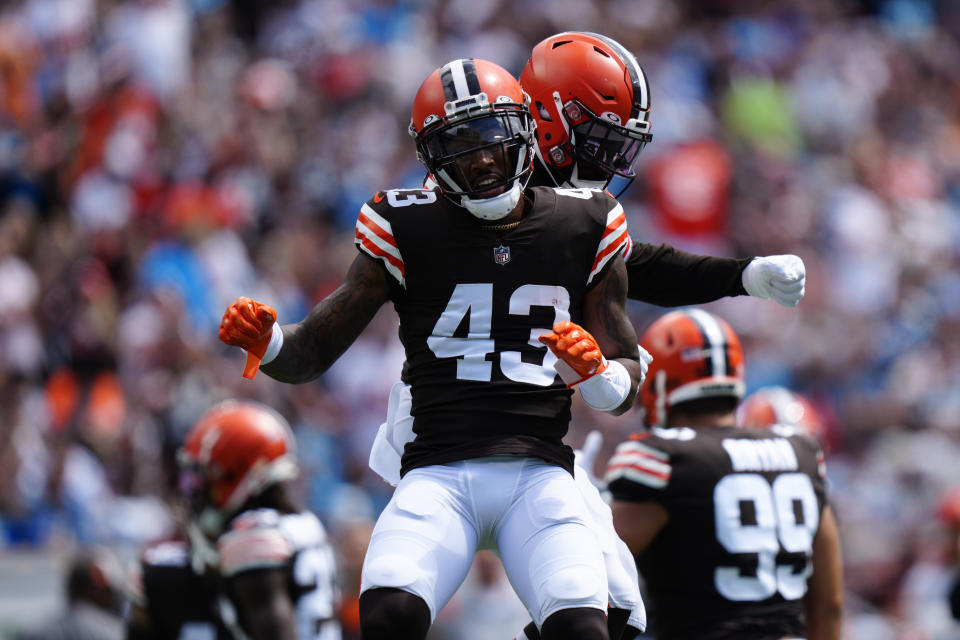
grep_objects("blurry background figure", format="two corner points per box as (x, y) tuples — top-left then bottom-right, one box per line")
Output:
(332, 518), (374, 640)
(736, 385), (829, 446)
(17, 547), (124, 640)
(893, 486), (960, 639)
(126, 400), (341, 640)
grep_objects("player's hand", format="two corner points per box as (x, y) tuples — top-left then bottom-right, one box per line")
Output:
(219, 297), (277, 379)
(539, 321), (608, 386)
(742, 254), (806, 307)
(638, 344), (653, 384)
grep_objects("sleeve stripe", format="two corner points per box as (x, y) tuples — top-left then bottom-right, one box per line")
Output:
(358, 207), (399, 249)
(608, 451), (672, 476)
(606, 463), (670, 489)
(588, 204), (629, 284)
(355, 205), (405, 285)
(356, 232), (406, 280)
(618, 439), (670, 461)
(621, 235), (632, 260)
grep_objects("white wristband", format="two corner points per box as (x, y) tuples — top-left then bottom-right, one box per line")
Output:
(578, 360), (631, 413)
(259, 324), (284, 365)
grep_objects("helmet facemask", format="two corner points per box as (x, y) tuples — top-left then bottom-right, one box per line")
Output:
(177, 462), (227, 540)
(571, 108), (650, 178)
(415, 99), (535, 221)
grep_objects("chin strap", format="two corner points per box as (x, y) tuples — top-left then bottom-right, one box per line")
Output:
(462, 181), (523, 220)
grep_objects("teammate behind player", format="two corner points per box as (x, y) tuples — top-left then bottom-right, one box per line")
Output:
(520, 31), (806, 311)
(220, 58), (646, 640)
(125, 401), (340, 640)
(605, 310), (843, 640)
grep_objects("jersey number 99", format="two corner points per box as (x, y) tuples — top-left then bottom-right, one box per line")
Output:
(713, 472), (819, 601)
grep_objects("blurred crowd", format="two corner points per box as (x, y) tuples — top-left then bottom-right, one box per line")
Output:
(1, 0), (960, 637)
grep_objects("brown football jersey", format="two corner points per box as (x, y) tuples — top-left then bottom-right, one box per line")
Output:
(355, 185), (629, 476)
(606, 425), (828, 640)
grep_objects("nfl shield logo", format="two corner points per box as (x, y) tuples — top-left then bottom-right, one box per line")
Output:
(493, 244), (511, 266)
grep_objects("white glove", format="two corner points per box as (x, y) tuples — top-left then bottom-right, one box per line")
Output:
(638, 344), (653, 383)
(742, 254), (806, 307)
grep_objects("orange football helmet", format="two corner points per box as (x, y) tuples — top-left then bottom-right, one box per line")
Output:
(409, 58), (535, 221)
(639, 309), (745, 427)
(520, 31), (652, 191)
(178, 400), (298, 535)
(736, 386), (826, 443)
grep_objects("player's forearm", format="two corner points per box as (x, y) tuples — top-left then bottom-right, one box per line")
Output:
(261, 289), (368, 383)
(244, 609), (297, 640)
(805, 506), (844, 640)
(627, 242), (750, 305)
(261, 254), (390, 383)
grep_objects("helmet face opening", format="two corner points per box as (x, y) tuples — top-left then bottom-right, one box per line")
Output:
(178, 464), (216, 515)
(570, 104), (652, 180)
(410, 59), (535, 219)
(419, 110), (533, 200)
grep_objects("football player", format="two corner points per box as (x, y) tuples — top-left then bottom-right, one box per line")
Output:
(737, 385), (828, 445)
(220, 58), (648, 640)
(368, 382), (647, 640)
(370, 31), (805, 640)
(605, 309), (843, 640)
(520, 31), (807, 310)
(125, 401), (340, 640)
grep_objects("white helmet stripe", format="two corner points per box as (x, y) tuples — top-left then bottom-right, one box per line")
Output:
(686, 308), (727, 378)
(612, 40), (649, 110)
(446, 59), (472, 100)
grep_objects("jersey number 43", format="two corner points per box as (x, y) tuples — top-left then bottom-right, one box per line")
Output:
(428, 283), (570, 386)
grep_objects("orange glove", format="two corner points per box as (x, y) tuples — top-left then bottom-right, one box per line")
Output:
(538, 320), (608, 386)
(219, 297), (277, 379)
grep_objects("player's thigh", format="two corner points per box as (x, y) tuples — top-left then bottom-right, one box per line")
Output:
(360, 467), (477, 622)
(497, 463), (607, 627)
(574, 467), (643, 613)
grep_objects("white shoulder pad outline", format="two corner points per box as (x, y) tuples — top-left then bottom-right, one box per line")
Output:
(605, 439), (672, 490)
(218, 525), (295, 577)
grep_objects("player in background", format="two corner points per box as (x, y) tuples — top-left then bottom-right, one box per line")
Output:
(220, 57), (647, 640)
(19, 548), (125, 640)
(125, 401), (340, 640)
(604, 309), (843, 640)
(737, 386), (829, 446)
